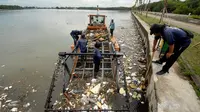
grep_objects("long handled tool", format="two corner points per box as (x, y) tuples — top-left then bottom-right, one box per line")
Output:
(145, 51), (155, 80)
(69, 53), (79, 82)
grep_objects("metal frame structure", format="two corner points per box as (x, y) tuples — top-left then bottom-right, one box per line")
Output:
(44, 41), (133, 111)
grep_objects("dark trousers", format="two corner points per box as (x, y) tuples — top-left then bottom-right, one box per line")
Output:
(159, 43), (190, 71)
(110, 29), (114, 37)
(94, 62), (100, 77)
(73, 38), (77, 46)
(72, 36), (78, 46)
(81, 50), (87, 65)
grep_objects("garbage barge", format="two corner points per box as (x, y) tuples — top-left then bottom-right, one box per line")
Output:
(44, 14), (147, 112)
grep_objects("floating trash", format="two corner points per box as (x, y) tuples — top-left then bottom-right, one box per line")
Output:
(127, 80), (131, 84)
(9, 86), (12, 89)
(1, 65), (5, 68)
(141, 77), (145, 81)
(131, 72), (137, 77)
(0, 93), (8, 100)
(86, 83), (90, 86)
(93, 105), (98, 109)
(132, 92), (137, 99)
(23, 102), (30, 108)
(4, 87), (9, 91)
(136, 87), (141, 91)
(121, 44), (125, 47)
(137, 94), (142, 100)
(91, 78), (97, 83)
(126, 76), (131, 80)
(32, 89), (37, 93)
(138, 57), (146, 63)
(123, 55), (126, 59)
(128, 67), (133, 70)
(90, 83), (101, 94)
(130, 84), (137, 89)
(102, 82), (108, 85)
(133, 63), (137, 66)
(11, 107), (18, 112)
(5, 100), (12, 103)
(96, 102), (102, 108)
(102, 103), (109, 109)
(8, 102), (18, 107)
(119, 88), (125, 95)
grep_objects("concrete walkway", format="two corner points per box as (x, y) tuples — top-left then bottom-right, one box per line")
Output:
(144, 13), (200, 34)
(134, 13), (200, 112)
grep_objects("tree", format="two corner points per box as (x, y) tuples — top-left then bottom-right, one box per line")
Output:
(159, 0), (168, 23)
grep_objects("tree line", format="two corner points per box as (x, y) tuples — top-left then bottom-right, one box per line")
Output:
(0, 5), (131, 10)
(0, 5), (23, 9)
(137, 0), (200, 15)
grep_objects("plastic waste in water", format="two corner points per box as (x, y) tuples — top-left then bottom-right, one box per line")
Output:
(11, 107), (18, 112)
(5, 100), (12, 103)
(4, 87), (9, 91)
(23, 103), (30, 108)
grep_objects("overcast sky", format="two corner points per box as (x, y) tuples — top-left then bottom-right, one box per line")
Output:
(0, 0), (161, 7)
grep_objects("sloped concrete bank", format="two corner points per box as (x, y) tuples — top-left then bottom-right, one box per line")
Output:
(132, 12), (200, 112)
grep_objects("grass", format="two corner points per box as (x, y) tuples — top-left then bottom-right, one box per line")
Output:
(189, 15), (200, 20)
(135, 12), (200, 97)
(136, 13), (165, 25)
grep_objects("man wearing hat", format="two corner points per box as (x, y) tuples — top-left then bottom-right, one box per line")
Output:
(150, 24), (192, 75)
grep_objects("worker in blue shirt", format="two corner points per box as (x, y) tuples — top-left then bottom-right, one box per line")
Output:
(150, 24), (192, 75)
(76, 34), (88, 67)
(109, 19), (115, 37)
(93, 42), (102, 78)
(70, 30), (82, 46)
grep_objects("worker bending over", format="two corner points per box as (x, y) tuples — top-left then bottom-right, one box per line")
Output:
(70, 30), (82, 46)
(150, 24), (192, 75)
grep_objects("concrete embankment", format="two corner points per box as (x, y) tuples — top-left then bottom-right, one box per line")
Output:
(132, 12), (200, 112)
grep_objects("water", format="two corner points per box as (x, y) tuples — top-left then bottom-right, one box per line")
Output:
(0, 9), (132, 111)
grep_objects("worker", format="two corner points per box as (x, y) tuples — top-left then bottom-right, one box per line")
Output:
(70, 30), (82, 46)
(150, 24), (192, 75)
(109, 19), (115, 37)
(76, 34), (88, 67)
(93, 41), (102, 78)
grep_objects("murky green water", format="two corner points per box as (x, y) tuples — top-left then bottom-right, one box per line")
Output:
(0, 9), (132, 111)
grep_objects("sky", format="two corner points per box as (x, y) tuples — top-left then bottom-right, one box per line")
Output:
(0, 0), (161, 7)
